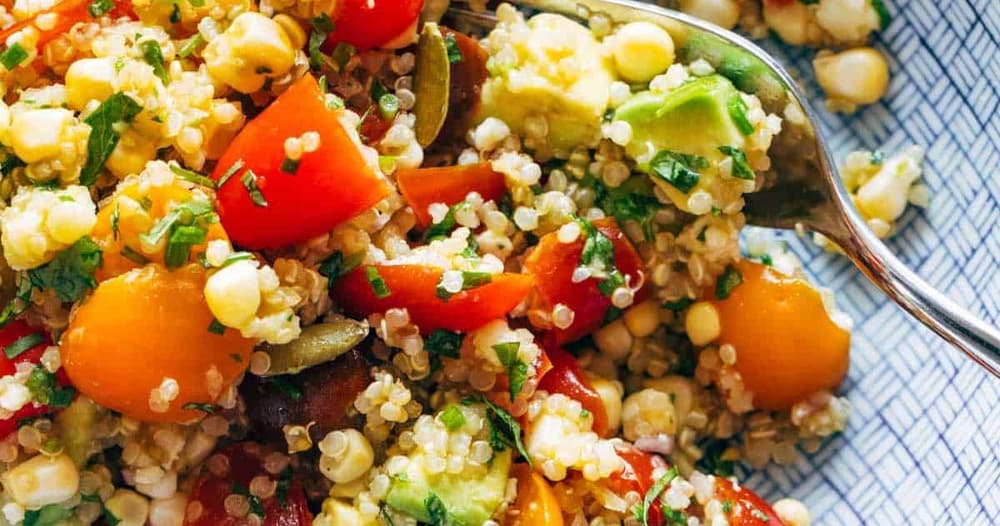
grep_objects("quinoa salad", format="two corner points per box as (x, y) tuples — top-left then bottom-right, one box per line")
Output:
(0, 0), (929, 525)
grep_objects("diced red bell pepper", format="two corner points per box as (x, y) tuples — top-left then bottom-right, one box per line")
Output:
(537, 345), (609, 437)
(324, 0), (425, 51)
(396, 163), (508, 227)
(524, 218), (647, 344)
(333, 264), (533, 334)
(183, 443), (312, 526)
(713, 478), (787, 526)
(0, 321), (65, 438)
(212, 75), (390, 250)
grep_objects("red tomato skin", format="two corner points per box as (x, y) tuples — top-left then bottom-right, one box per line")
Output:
(212, 75), (389, 250)
(0, 0), (134, 50)
(606, 445), (668, 526)
(714, 479), (786, 526)
(333, 264), (533, 335)
(0, 321), (65, 438)
(184, 443), (312, 526)
(396, 163), (508, 226)
(537, 345), (609, 436)
(525, 219), (647, 344)
(325, 0), (425, 50)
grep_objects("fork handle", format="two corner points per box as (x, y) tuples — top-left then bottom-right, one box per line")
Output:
(834, 220), (1000, 376)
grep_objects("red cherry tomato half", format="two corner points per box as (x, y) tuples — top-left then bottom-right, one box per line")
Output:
(0, 321), (67, 438)
(184, 443), (312, 526)
(606, 445), (669, 526)
(396, 163), (508, 227)
(0, 0), (134, 52)
(333, 264), (533, 335)
(212, 74), (389, 250)
(325, 0), (425, 51)
(525, 218), (647, 344)
(537, 346), (609, 437)
(714, 478), (787, 526)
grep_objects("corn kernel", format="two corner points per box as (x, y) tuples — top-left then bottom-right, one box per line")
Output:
(685, 301), (721, 346)
(1, 453), (80, 508)
(204, 260), (261, 328)
(611, 22), (675, 82)
(202, 12), (296, 94)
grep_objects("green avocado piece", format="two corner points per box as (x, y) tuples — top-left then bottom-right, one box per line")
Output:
(614, 74), (748, 164)
(54, 396), (100, 468)
(386, 449), (512, 526)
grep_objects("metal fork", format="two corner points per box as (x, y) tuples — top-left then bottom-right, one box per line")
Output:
(445, 0), (1000, 375)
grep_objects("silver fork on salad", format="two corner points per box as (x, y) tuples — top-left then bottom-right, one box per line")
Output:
(444, 0), (1000, 375)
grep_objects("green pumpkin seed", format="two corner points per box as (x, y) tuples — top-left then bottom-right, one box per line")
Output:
(413, 22), (451, 147)
(262, 318), (369, 376)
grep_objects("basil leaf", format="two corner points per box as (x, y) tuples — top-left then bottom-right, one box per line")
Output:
(718, 145), (755, 180)
(27, 237), (102, 303)
(648, 150), (707, 193)
(139, 40), (169, 84)
(80, 92), (143, 186)
(714, 265), (743, 300)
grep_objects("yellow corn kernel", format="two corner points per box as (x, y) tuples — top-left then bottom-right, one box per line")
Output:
(685, 301), (720, 346)
(272, 14), (307, 50)
(593, 318), (633, 361)
(148, 494), (187, 526)
(64, 57), (117, 111)
(814, 48), (889, 106)
(621, 388), (676, 441)
(105, 489), (150, 526)
(623, 299), (661, 338)
(588, 376), (623, 435)
(9, 108), (74, 163)
(1, 453), (80, 508)
(202, 12), (296, 94)
(679, 0), (740, 30)
(105, 131), (159, 180)
(318, 429), (375, 484)
(773, 498), (811, 526)
(204, 259), (262, 328)
(611, 21), (675, 83)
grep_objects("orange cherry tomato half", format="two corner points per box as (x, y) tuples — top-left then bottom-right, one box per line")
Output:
(91, 174), (228, 281)
(212, 74), (390, 250)
(712, 260), (850, 410)
(62, 264), (253, 423)
(0, 321), (68, 438)
(333, 264), (533, 335)
(506, 463), (564, 526)
(396, 163), (508, 227)
(713, 478), (787, 526)
(325, 0), (425, 51)
(525, 218), (647, 344)
(184, 443), (312, 526)
(538, 345), (609, 437)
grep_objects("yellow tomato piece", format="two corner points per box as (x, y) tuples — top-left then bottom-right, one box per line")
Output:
(91, 174), (228, 282)
(713, 260), (850, 410)
(507, 463), (563, 526)
(61, 264), (253, 423)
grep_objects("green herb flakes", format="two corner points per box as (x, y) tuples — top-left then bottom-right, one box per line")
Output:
(365, 266), (391, 299)
(309, 14), (335, 70)
(425, 329), (462, 371)
(266, 377), (303, 402)
(280, 157), (300, 174)
(633, 467), (678, 526)
(436, 270), (493, 300)
(232, 482), (266, 517)
(727, 93), (754, 135)
(3, 332), (44, 360)
(139, 40), (169, 84)
(27, 237), (102, 303)
(120, 246), (149, 265)
(480, 396), (531, 465)
(88, 0), (114, 16)
(330, 42), (355, 71)
(871, 0), (891, 29)
(575, 216), (625, 298)
(648, 150), (708, 193)
(871, 149), (885, 165)
(182, 402), (219, 413)
(444, 33), (463, 64)
(493, 342), (528, 402)
(240, 169), (268, 207)
(718, 145), (755, 180)
(168, 161), (215, 187)
(207, 318), (226, 335)
(318, 251), (364, 281)
(662, 297), (694, 311)
(26, 367), (75, 408)
(440, 405), (466, 430)
(80, 92), (143, 186)
(715, 265), (743, 300)
(178, 34), (205, 58)
(0, 43), (29, 71)
(217, 158), (244, 189)
(424, 493), (450, 525)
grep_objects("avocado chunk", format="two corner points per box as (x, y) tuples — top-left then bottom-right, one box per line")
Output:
(54, 396), (100, 468)
(386, 449), (512, 526)
(614, 75), (752, 212)
(478, 13), (613, 155)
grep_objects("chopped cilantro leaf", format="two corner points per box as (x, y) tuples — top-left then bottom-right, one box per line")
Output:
(648, 150), (708, 193)
(309, 14), (335, 70)
(479, 396), (531, 465)
(181, 402), (219, 413)
(424, 493), (450, 525)
(871, 0), (890, 29)
(633, 467), (678, 526)
(423, 204), (458, 240)
(662, 298), (693, 311)
(714, 265), (743, 300)
(444, 33), (463, 64)
(119, 245), (149, 265)
(139, 40), (169, 84)
(718, 145), (755, 180)
(493, 342), (528, 401)
(168, 161), (215, 187)
(216, 158), (244, 188)
(80, 92), (143, 186)
(317, 251), (364, 281)
(26, 367), (75, 408)
(207, 318), (226, 335)
(727, 93), (754, 135)
(280, 157), (300, 174)
(240, 169), (268, 207)
(425, 329), (462, 371)
(575, 216), (625, 298)
(88, 0), (114, 16)
(27, 237), (102, 302)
